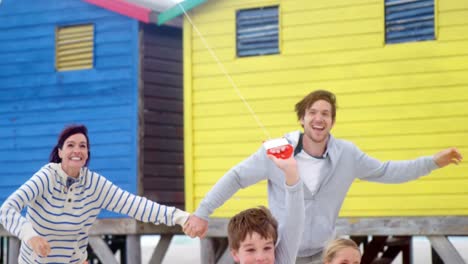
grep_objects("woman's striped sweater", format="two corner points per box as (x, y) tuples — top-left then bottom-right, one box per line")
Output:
(0, 163), (189, 264)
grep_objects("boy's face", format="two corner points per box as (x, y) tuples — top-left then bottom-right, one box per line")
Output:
(231, 232), (275, 264)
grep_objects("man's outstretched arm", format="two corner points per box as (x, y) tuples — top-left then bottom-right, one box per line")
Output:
(184, 146), (271, 238)
(357, 146), (463, 183)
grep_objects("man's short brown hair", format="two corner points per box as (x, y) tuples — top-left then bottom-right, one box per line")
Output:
(228, 206), (278, 251)
(295, 90), (337, 122)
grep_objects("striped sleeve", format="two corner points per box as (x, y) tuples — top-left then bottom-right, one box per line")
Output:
(100, 177), (189, 226)
(0, 171), (48, 242)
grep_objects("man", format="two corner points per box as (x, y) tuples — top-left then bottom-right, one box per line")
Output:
(184, 90), (463, 264)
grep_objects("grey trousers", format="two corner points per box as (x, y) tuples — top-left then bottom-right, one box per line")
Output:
(296, 251), (323, 264)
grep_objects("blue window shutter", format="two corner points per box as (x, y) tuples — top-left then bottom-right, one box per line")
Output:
(236, 6), (279, 57)
(385, 0), (435, 44)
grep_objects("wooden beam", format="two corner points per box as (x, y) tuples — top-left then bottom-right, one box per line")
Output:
(7, 237), (19, 264)
(200, 238), (217, 264)
(126, 235), (141, 264)
(360, 236), (388, 263)
(0, 219), (184, 237)
(199, 237), (231, 264)
(0, 217), (466, 237)
(217, 245), (235, 264)
(427, 236), (466, 264)
(335, 217), (468, 236)
(137, 221), (185, 235)
(88, 236), (119, 264)
(206, 217), (468, 237)
(148, 234), (173, 264)
(89, 218), (139, 234)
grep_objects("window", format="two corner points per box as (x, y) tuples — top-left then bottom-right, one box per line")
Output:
(385, 0), (435, 44)
(236, 6), (279, 57)
(56, 24), (94, 71)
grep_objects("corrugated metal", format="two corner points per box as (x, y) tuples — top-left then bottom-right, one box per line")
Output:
(385, 0), (435, 44)
(56, 24), (94, 71)
(236, 6), (279, 57)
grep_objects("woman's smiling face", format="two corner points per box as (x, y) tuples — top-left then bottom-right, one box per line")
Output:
(58, 133), (88, 177)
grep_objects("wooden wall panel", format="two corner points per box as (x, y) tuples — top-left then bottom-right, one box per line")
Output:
(185, 0), (468, 217)
(0, 0), (139, 219)
(140, 23), (185, 209)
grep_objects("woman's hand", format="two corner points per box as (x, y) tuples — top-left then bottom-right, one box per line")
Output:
(183, 214), (208, 238)
(28, 236), (51, 257)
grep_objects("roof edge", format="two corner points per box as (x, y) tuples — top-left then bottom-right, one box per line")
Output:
(157, 0), (206, 25)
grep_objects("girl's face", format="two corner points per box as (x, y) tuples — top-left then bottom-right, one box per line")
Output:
(326, 247), (361, 264)
(58, 133), (88, 177)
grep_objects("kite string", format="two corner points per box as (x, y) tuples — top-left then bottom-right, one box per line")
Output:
(175, 3), (271, 139)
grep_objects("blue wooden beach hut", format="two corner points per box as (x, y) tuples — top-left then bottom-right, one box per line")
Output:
(0, 0), (185, 262)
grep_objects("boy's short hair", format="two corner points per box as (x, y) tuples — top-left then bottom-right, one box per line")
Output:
(228, 206), (278, 251)
(322, 238), (360, 262)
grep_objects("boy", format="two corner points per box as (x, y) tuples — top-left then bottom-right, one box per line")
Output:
(228, 152), (305, 264)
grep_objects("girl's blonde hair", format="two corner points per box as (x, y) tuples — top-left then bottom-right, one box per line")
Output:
(323, 238), (361, 263)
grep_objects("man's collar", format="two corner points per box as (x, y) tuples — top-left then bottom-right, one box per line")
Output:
(294, 133), (331, 159)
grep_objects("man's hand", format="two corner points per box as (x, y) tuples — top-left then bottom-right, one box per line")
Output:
(267, 153), (299, 186)
(28, 236), (51, 257)
(183, 214), (208, 238)
(434, 147), (463, 167)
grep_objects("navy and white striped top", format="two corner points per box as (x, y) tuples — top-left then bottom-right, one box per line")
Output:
(0, 163), (189, 264)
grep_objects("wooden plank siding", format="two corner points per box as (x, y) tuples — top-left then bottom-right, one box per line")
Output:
(140, 23), (185, 209)
(0, 0), (140, 218)
(184, 0), (468, 217)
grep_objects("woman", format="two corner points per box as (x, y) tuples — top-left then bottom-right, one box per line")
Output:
(0, 125), (190, 263)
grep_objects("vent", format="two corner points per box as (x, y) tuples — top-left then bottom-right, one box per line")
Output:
(236, 6), (279, 57)
(385, 0), (435, 44)
(56, 24), (94, 71)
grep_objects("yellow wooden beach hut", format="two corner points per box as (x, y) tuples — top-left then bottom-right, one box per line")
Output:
(159, 0), (468, 262)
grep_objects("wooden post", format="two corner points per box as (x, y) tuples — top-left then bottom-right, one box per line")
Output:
(427, 236), (465, 264)
(7, 237), (20, 264)
(432, 247), (444, 264)
(126, 235), (141, 264)
(201, 238), (217, 264)
(200, 237), (232, 264)
(148, 234), (173, 264)
(88, 236), (119, 264)
(360, 236), (388, 263)
(217, 245), (235, 264)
